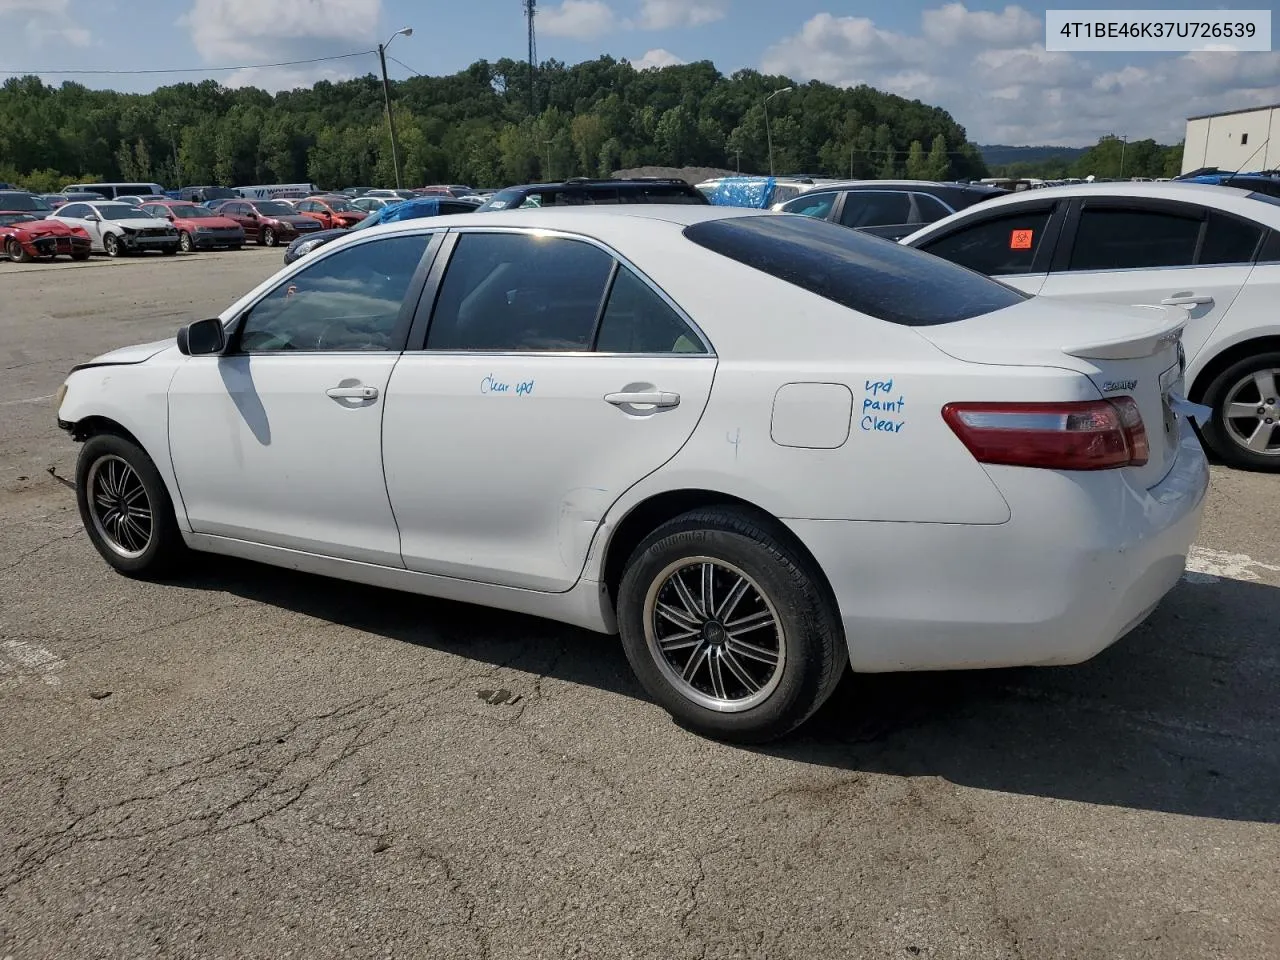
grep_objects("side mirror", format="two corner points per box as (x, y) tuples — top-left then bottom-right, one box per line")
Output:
(177, 317), (227, 357)
(84, 214), (99, 222)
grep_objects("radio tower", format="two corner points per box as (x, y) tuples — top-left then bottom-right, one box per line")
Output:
(524, 0), (537, 114)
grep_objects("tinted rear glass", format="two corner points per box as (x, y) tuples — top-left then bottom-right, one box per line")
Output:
(684, 215), (1026, 326)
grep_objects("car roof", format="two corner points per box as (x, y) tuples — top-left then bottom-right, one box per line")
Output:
(497, 178), (698, 191)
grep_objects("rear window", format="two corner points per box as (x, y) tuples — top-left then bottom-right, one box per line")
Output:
(684, 215), (1026, 326)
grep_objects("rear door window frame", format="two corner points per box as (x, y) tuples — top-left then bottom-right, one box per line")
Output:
(914, 199), (1067, 276)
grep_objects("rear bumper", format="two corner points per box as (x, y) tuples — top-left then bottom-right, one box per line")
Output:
(786, 423), (1209, 673)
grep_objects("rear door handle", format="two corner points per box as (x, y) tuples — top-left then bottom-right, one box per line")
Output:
(1160, 295), (1214, 306)
(604, 391), (681, 408)
(326, 385), (379, 400)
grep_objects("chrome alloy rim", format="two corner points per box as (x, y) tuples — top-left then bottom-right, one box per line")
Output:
(643, 557), (786, 713)
(86, 455), (153, 559)
(1223, 367), (1280, 457)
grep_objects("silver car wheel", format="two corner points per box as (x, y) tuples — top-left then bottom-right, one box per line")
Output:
(1223, 367), (1280, 457)
(643, 556), (786, 713)
(86, 454), (153, 559)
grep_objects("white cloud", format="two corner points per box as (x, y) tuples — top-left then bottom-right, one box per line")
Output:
(629, 48), (685, 70)
(540, 0), (618, 40)
(0, 0), (91, 48)
(180, 0), (381, 91)
(761, 5), (1280, 145)
(635, 0), (727, 30)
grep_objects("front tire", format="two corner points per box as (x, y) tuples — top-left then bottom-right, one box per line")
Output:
(262, 227), (277, 247)
(103, 233), (122, 257)
(178, 231), (194, 253)
(75, 434), (188, 577)
(1200, 352), (1280, 470)
(6, 238), (33, 262)
(617, 507), (847, 743)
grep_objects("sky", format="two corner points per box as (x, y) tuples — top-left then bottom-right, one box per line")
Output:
(1, 0), (1278, 146)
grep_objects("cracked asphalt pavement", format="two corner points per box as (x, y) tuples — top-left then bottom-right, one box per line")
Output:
(2, 250), (1278, 959)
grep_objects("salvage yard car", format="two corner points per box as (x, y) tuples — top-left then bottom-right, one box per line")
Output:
(903, 182), (1280, 470)
(140, 200), (245, 252)
(54, 207), (1208, 742)
(0, 212), (90, 261)
(209, 198), (325, 247)
(47, 200), (179, 257)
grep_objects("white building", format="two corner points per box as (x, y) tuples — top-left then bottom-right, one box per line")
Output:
(1182, 103), (1280, 174)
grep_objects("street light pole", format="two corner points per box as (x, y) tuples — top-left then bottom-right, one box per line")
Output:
(1119, 134), (1128, 179)
(379, 27), (413, 190)
(763, 86), (792, 177)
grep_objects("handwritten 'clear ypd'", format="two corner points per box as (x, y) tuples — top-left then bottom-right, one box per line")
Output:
(862, 378), (905, 434)
(481, 375), (535, 396)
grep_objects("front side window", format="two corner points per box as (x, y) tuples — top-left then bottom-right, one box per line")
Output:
(58, 204), (90, 219)
(238, 235), (429, 353)
(838, 191), (913, 228)
(425, 233), (614, 351)
(595, 267), (704, 354)
(781, 192), (838, 220)
(919, 208), (1056, 276)
(1068, 207), (1201, 271)
(170, 204), (215, 219)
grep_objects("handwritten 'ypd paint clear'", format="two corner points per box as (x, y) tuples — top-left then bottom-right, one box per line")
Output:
(862, 378), (906, 434)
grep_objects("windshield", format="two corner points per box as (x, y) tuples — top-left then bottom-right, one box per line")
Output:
(324, 198), (355, 212)
(100, 206), (153, 221)
(0, 213), (38, 225)
(0, 193), (50, 211)
(254, 201), (295, 216)
(170, 204), (216, 218)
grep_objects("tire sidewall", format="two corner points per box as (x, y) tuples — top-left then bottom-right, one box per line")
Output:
(6, 238), (27, 262)
(179, 231), (193, 252)
(263, 228), (276, 247)
(75, 434), (183, 575)
(618, 520), (842, 742)
(104, 233), (120, 257)
(1201, 351), (1280, 470)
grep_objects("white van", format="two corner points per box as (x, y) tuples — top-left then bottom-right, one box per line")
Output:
(236, 183), (320, 200)
(63, 182), (167, 201)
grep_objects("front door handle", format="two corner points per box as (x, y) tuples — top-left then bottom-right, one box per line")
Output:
(1160, 295), (1214, 307)
(326, 385), (378, 400)
(604, 391), (681, 408)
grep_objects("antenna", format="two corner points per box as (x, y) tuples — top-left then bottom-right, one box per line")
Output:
(524, 0), (537, 114)
(1224, 136), (1269, 182)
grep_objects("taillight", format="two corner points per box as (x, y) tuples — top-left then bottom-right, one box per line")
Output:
(942, 398), (1149, 470)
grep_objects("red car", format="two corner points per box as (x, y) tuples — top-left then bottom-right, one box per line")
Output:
(210, 198), (326, 247)
(139, 200), (246, 252)
(0, 212), (90, 262)
(293, 195), (368, 230)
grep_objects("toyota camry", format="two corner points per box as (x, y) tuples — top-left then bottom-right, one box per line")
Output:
(54, 207), (1209, 742)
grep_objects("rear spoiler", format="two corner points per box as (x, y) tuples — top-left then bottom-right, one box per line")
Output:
(1062, 305), (1187, 361)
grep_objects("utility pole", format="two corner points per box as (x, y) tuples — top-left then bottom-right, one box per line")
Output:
(169, 123), (180, 185)
(763, 86), (792, 177)
(525, 0), (538, 114)
(1119, 134), (1128, 179)
(544, 139), (554, 180)
(379, 27), (413, 189)
(850, 143), (854, 179)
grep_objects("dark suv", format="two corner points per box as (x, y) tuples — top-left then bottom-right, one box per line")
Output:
(777, 180), (1008, 241)
(477, 178), (709, 212)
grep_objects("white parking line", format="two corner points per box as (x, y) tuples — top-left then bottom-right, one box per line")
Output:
(0, 638), (66, 687)
(1183, 546), (1280, 584)
(0, 394), (55, 406)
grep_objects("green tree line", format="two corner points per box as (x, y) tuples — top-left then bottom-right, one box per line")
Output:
(992, 135), (1184, 180)
(0, 56), (990, 191)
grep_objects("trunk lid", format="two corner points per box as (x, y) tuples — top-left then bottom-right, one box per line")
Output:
(917, 298), (1187, 488)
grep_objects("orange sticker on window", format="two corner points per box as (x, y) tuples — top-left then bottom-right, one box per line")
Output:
(1010, 229), (1034, 250)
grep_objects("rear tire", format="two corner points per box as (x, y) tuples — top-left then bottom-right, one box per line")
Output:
(1200, 351), (1280, 471)
(617, 507), (847, 743)
(6, 238), (32, 263)
(75, 433), (189, 578)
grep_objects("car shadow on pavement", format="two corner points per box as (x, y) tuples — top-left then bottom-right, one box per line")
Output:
(189, 561), (1278, 824)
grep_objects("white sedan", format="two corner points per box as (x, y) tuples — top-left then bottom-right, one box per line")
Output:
(55, 207), (1208, 741)
(902, 182), (1280, 469)
(48, 200), (180, 257)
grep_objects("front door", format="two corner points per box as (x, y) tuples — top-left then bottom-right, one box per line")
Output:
(1035, 199), (1258, 365)
(167, 232), (434, 566)
(222, 202), (257, 240)
(381, 230), (717, 592)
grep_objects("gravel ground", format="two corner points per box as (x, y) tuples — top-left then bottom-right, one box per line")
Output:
(1, 248), (1277, 959)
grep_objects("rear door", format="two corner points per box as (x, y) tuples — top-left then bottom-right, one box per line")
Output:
(1036, 198), (1258, 365)
(221, 202), (257, 239)
(910, 200), (1067, 295)
(381, 228), (717, 592)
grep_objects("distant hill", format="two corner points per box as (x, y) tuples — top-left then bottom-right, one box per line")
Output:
(978, 144), (1089, 166)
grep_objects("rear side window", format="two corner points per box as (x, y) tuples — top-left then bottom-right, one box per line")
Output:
(1069, 208), (1200, 270)
(918, 208), (1055, 276)
(1199, 212), (1264, 264)
(782, 192), (837, 219)
(838, 191), (912, 228)
(914, 194), (952, 222)
(595, 267), (704, 354)
(1260, 230), (1280, 262)
(619, 184), (707, 204)
(684, 215), (1026, 326)
(426, 233), (614, 351)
